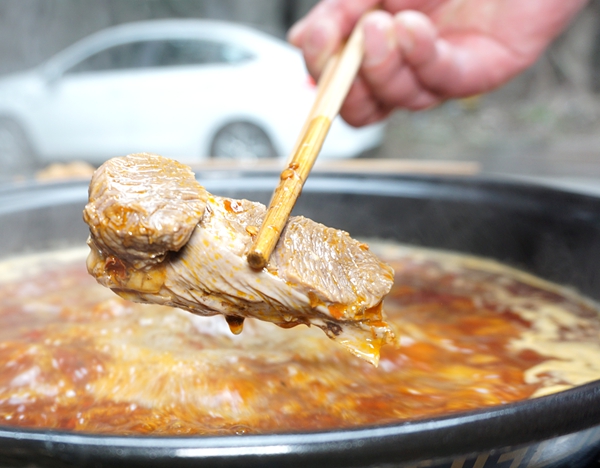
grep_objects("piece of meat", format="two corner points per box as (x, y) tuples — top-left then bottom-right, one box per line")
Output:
(83, 153), (395, 365)
(84, 154), (208, 269)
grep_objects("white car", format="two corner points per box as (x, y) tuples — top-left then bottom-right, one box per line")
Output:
(0, 19), (385, 176)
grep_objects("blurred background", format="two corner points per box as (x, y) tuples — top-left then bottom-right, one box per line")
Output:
(1, 0), (600, 192)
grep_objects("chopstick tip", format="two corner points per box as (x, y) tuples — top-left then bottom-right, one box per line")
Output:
(247, 250), (267, 271)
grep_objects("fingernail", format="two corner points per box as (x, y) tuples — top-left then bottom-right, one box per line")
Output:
(363, 12), (396, 68)
(395, 12), (418, 54)
(305, 18), (336, 69)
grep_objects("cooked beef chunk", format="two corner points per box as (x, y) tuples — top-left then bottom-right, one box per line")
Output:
(84, 153), (395, 365)
(84, 154), (207, 269)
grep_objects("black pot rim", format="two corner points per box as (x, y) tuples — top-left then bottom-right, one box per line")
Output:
(1, 172), (600, 466)
(0, 379), (599, 465)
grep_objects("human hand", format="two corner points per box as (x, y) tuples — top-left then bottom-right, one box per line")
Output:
(288, 0), (587, 126)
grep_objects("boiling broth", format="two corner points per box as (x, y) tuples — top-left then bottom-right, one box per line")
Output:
(0, 243), (599, 435)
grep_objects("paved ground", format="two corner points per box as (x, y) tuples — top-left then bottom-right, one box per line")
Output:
(368, 89), (600, 195)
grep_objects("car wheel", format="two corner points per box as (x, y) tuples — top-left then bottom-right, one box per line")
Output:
(0, 119), (37, 178)
(210, 122), (277, 159)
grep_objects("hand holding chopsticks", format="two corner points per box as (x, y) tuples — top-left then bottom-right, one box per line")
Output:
(247, 16), (367, 270)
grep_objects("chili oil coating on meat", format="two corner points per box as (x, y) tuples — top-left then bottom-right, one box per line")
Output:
(83, 153), (208, 269)
(83, 153), (396, 365)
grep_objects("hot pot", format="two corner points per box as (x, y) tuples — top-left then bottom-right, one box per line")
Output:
(0, 170), (599, 468)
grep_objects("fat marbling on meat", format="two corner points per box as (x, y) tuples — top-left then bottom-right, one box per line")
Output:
(83, 153), (395, 365)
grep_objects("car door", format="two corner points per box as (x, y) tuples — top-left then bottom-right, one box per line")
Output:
(111, 37), (256, 160)
(32, 40), (163, 162)
(34, 37), (254, 162)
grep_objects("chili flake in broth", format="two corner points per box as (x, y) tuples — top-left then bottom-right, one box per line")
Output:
(0, 243), (598, 435)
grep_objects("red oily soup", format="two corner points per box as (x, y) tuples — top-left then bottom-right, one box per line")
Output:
(0, 243), (599, 435)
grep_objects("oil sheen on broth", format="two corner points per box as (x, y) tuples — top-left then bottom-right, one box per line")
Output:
(0, 242), (599, 435)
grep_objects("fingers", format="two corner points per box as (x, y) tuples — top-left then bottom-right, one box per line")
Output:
(290, 0), (588, 128)
(333, 9), (445, 126)
(358, 10), (441, 113)
(296, 16), (342, 78)
(362, 11), (398, 70)
(394, 11), (437, 67)
(287, 0), (444, 123)
(340, 77), (393, 126)
(288, 0), (379, 79)
(391, 11), (523, 98)
(292, 6), (449, 125)
(415, 36), (523, 97)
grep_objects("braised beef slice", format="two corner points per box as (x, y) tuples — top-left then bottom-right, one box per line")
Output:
(84, 153), (395, 365)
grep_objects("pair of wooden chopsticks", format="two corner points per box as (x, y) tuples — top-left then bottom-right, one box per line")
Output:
(247, 17), (367, 270)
